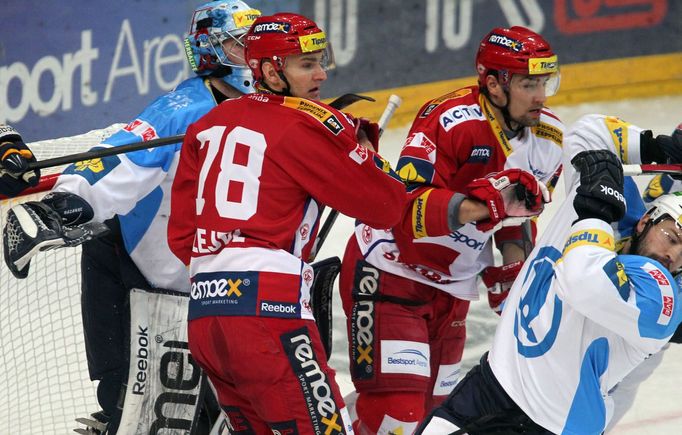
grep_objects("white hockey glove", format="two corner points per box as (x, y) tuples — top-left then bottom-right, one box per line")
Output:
(3, 192), (109, 278)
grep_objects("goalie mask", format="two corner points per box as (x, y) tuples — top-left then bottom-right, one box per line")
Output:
(244, 13), (335, 91)
(184, 0), (261, 93)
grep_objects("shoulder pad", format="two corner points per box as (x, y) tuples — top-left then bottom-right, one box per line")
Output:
(419, 87), (475, 118)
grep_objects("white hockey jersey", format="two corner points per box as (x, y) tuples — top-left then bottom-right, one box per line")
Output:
(489, 114), (682, 434)
(53, 77), (218, 292)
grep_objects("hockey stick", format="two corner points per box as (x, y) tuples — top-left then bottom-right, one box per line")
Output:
(0, 94), (376, 200)
(622, 163), (682, 176)
(22, 93), (375, 173)
(308, 94), (403, 261)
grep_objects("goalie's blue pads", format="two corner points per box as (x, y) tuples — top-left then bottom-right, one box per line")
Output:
(3, 193), (109, 278)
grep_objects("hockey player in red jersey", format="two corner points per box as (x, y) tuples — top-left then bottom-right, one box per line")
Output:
(168, 13), (406, 434)
(339, 27), (562, 434)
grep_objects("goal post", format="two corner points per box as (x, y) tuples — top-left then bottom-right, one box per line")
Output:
(0, 124), (124, 435)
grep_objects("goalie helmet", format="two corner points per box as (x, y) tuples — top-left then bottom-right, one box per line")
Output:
(475, 26), (560, 96)
(244, 13), (335, 85)
(646, 192), (682, 230)
(184, 0), (261, 93)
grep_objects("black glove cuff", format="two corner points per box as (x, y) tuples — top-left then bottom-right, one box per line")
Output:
(640, 130), (665, 164)
(42, 192), (94, 227)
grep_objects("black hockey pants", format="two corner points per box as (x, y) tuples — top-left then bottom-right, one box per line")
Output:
(416, 352), (555, 434)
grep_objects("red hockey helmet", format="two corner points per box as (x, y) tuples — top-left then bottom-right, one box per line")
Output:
(476, 26), (560, 96)
(244, 13), (335, 84)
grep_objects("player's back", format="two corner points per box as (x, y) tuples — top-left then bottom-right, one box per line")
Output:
(183, 93), (397, 256)
(169, 93), (406, 321)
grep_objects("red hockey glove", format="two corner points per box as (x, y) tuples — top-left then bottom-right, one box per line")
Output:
(0, 125), (40, 197)
(464, 169), (549, 232)
(482, 260), (524, 314)
(354, 117), (380, 151)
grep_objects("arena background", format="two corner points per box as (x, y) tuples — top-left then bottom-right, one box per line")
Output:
(2, 0), (681, 140)
(1, 1), (682, 433)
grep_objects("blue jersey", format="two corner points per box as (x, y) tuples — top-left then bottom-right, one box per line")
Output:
(489, 115), (682, 434)
(54, 77), (218, 292)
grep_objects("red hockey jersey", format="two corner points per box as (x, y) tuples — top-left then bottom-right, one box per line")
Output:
(355, 86), (564, 299)
(169, 94), (406, 320)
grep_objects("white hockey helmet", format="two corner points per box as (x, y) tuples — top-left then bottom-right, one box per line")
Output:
(646, 191), (682, 229)
(184, 1), (261, 93)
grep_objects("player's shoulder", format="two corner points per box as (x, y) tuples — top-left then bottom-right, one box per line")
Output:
(145, 77), (216, 120)
(272, 95), (353, 138)
(413, 86), (487, 135)
(616, 254), (682, 338)
(415, 85), (480, 119)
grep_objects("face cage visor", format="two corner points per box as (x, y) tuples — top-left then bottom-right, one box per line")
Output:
(210, 31), (249, 69)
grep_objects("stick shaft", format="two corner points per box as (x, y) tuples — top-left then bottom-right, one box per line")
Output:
(622, 163), (682, 176)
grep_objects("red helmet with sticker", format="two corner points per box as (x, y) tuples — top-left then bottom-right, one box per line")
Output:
(244, 13), (334, 84)
(475, 26), (560, 96)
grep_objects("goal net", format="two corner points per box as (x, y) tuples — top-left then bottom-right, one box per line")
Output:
(0, 124), (124, 435)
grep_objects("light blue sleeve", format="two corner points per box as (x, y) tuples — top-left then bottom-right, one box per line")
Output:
(54, 77), (216, 222)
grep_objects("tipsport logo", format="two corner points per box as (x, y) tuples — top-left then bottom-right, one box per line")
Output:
(528, 55), (559, 74)
(299, 32), (327, 53)
(232, 9), (261, 29)
(281, 328), (345, 435)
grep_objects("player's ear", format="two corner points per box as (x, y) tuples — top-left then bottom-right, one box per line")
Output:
(261, 61), (285, 90)
(484, 74), (506, 103)
(636, 214), (652, 234)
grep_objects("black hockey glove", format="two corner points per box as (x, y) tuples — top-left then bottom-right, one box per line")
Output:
(3, 194), (108, 279)
(572, 150), (626, 223)
(0, 125), (40, 197)
(641, 129), (682, 164)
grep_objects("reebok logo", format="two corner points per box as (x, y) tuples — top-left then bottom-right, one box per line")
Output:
(260, 301), (297, 315)
(131, 325), (149, 395)
(600, 185), (625, 204)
